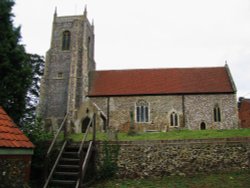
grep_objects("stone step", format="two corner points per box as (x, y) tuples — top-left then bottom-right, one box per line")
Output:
(58, 157), (80, 166)
(57, 164), (79, 169)
(60, 157), (80, 162)
(62, 152), (81, 159)
(50, 179), (76, 187)
(54, 171), (79, 176)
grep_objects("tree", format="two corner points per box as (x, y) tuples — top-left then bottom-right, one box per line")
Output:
(0, 0), (32, 124)
(22, 54), (44, 125)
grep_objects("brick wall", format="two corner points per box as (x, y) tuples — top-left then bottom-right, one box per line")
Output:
(239, 99), (250, 128)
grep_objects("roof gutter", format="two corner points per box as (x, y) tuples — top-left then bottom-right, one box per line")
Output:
(0, 148), (34, 155)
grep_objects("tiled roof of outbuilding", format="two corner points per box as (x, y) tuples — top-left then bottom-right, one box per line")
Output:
(89, 66), (235, 97)
(0, 107), (34, 148)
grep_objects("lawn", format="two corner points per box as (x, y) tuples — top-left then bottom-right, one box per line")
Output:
(90, 170), (250, 188)
(68, 128), (250, 142)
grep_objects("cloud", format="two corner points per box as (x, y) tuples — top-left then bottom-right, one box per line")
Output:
(13, 0), (250, 97)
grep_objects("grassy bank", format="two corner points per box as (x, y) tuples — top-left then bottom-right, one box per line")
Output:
(69, 128), (250, 142)
(90, 170), (250, 188)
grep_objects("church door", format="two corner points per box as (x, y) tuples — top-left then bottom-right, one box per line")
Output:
(200, 122), (206, 130)
(82, 117), (91, 133)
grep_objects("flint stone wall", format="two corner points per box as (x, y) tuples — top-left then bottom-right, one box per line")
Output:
(0, 155), (32, 187)
(91, 94), (238, 132)
(96, 137), (250, 178)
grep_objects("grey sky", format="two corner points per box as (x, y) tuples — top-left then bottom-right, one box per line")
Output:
(13, 0), (250, 98)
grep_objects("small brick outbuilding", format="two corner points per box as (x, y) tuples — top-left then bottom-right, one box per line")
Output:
(0, 106), (34, 187)
(238, 98), (250, 128)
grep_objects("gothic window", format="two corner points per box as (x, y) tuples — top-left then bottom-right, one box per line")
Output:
(62, 31), (71, 50)
(213, 104), (221, 122)
(170, 111), (179, 127)
(136, 100), (149, 123)
(87, 36), (91, 58)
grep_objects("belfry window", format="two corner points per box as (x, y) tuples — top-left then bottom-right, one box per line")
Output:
(170, 111), (179, 127)
(213, 104), (221, 122)
(136, 100), (149, 123)
(62, 31), (71, 50)
(87, 36), (91, 58)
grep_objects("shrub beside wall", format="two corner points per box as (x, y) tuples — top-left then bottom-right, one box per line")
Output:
(96, 137), (250, 178)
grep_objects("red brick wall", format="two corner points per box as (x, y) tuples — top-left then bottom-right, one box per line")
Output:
(239, 100), (250, 128)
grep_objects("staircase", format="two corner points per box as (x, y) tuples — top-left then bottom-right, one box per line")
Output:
(49, 143), (81, 187)
(43, 113), (96, 188)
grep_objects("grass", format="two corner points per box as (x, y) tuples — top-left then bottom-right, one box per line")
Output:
(90, 169), (250, 188)
(68, 128), (250, 142)
(65, 130), (250, 188)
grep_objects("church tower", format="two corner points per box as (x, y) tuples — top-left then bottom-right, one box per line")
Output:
(39, 7), (95, 131)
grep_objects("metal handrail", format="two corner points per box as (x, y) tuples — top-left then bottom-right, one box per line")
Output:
(44, 113), (68, 182)
(75, 141), (93, 188)
(46, 113), (69, 158)
(77, 116), (93, 157)
(76, 114), (96, 188)
(43, 140), (67, 188)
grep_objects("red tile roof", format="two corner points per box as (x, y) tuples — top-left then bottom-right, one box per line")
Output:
(89, 66), (235, 96)
(0, 107), (34, 148)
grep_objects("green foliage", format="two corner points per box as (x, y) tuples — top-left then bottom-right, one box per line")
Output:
(69, 128), (250, 142)
(127, 110), (137, 136)
(22, 116), (52, 143)
(92, 169), (250, 188)
(127, 128), (137, 136)
(97, 140), (120, 180)
(22, 117), (52, 181)
(0, 0), (45, 126)
(118, 129), (250, 141)
(69, 131), (110, 141)
(22, 54), (44, 125)
(0, 0), (32, 124)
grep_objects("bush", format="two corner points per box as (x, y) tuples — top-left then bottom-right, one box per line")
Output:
(22, 117), (52, 185)
(97, 140), (120, 180)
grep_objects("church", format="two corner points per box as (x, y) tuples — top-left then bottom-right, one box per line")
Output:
(38, 9), (239, 133)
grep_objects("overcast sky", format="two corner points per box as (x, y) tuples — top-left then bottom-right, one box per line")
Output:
(13, 0), (250, 98)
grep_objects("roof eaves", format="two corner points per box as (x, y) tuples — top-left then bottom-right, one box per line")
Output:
(88, 91), (235, 98)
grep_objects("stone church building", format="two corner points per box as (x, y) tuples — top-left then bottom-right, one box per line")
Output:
(38, 9), (239, 133)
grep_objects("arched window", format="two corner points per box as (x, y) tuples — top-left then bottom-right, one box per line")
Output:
(62, 31), (70, 50)
(87, 36), (91, 58)
(136, 100), (149, 123)
(213, 104), (221, 122)
(170, 111), (178, 127)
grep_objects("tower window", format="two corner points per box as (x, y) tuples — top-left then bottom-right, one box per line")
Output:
(57, 72), (63, 78)
(213, 104), (221, 122)
(136, 100), (149, 123)
(62, 31), (71, 50)
(87, 36), (91, 58)
(170, 111), (179, 127)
